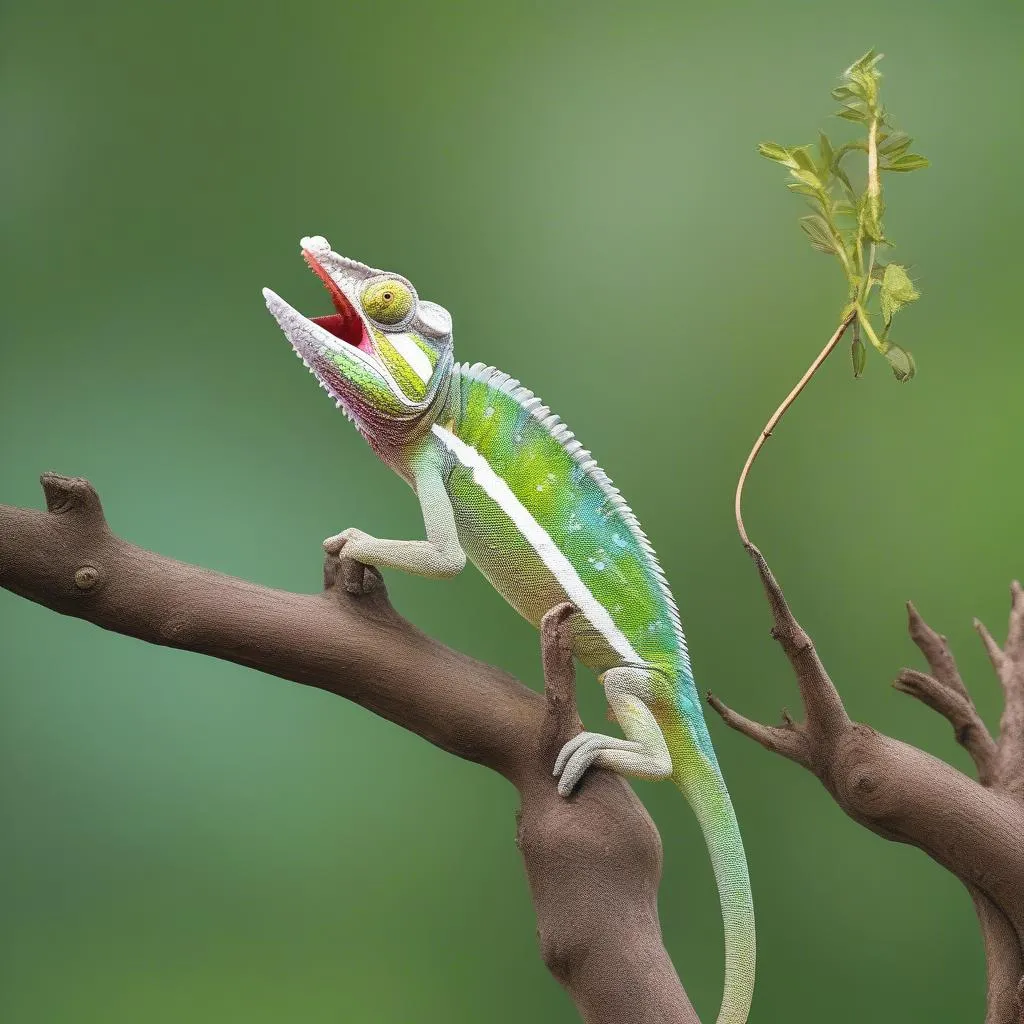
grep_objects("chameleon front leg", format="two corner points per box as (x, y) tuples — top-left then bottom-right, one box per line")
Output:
(553, 666), (672, 796)
(324, 461), (467, 580)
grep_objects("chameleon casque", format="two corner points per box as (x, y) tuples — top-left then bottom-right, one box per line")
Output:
(263, 235), (755, 1024)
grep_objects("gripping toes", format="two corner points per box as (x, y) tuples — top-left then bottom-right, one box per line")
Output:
(324, 527), (371, 557)
(555, 733), (645, 795)
(553, 666), (673, 796)
(553, 731), (638, 775)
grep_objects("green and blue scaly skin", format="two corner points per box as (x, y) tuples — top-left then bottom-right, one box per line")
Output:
(263, 236), (755, 1024)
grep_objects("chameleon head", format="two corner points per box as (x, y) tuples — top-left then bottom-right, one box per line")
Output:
(263, 235), (454, 448)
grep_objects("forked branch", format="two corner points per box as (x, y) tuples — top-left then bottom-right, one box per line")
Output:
(711, 544), (1024, 1024)
(0, 474), (695, 1024)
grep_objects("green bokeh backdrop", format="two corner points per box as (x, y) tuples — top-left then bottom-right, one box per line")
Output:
(2, 2), (1022, 1021)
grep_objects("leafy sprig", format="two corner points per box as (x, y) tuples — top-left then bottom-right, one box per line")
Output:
(758, 50), (928, 381)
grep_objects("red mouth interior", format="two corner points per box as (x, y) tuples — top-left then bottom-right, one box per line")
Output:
(302, 249), (374, 355)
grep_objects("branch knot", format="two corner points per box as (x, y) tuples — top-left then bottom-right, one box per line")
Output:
(74, 566), (100, 591)
(41, 473), (104, 521)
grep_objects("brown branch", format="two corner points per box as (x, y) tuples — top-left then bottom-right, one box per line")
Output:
(710, 543), (1024, 1023)
(897, 599), (999, 781)
(706, 692), (811, 768)
(525, 605), (698, 1024)
(734, 312), (855, 547)
(906, 600), (971, 698)
(969, 885), (1024, 1024)
(746, 543), (850, 743)
(977, 582), (1024, 794)
(0, 475), (696, 1024)
(893, 668), (997, 784)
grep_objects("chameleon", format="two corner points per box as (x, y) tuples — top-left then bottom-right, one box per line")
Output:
(263, 235), (755, 1024)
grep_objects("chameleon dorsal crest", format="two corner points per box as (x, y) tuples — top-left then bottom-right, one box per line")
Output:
(264, 236), (755, 1024)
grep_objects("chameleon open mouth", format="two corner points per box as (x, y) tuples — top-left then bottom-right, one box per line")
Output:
(301, 247), (376, 357)
(263, 235), (450, 428)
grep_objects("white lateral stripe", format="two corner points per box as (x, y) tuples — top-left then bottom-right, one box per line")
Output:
(432, 424), (641, 663)
(389, 332), (434, 383)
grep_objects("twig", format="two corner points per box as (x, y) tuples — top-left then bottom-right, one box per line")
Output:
(894, 668), (997, 784)
(734, 311), (856, 547)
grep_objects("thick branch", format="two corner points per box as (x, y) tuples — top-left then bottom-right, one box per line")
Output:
(969, 885), (1024, 1024)
(711, 543), (1024, 1022)
(524, 605), (698, 1024)
(0, 474), (695, 1024)
(2, 475), (531, 772)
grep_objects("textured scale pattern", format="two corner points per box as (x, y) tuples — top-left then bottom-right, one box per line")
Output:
(449, 363), (693, 681)
(265, 239), (755, 1024)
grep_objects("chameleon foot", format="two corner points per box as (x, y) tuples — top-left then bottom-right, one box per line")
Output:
(323, 527), (372, 557)
(553, 667), (673, 796)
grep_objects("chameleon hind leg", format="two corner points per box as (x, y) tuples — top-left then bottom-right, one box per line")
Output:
(553, 666), (672, 796)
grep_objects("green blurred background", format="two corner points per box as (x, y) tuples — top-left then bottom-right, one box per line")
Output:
(2, 1), (1021, 1021)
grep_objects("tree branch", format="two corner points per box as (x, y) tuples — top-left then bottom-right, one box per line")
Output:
(906, 600), (971, 698)
(746, 543), (850, 743)
(969, 885), (1024, 1024)
(896, 600), (998, 783)
(710, 543), (1024, 1023)
(893, 668), (997, 784)
(0, 475), (696, 1024)
(705, 692), (811, 768)
(976, 582), (1024, 795)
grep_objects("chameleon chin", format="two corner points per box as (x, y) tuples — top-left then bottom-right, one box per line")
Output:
(263, 235), (755, 1024)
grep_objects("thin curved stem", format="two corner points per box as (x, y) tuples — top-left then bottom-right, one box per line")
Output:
(734, 311), (856, 546)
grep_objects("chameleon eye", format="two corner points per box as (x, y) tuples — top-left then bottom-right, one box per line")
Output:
(362, 279), (414, 327)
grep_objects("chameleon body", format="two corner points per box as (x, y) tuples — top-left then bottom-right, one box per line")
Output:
(264, 236), (755, 1024)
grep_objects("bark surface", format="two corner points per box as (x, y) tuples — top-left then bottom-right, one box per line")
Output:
(1, 475), (1021, 1020)
(710, 546), (1024, 1024)
(0, 474), (696, 1024)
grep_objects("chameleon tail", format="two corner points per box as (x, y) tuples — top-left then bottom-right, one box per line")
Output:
(669, 721), (755, 1024)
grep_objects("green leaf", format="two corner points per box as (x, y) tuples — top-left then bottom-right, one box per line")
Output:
(857, 190), (886, 240)
(844, 49), (883, 109)
(832, 163), (856, 197)
(884, 343), (916, 382)
(758, 142), (798, 167)
(846, 47), (882, 74)
(786, 181), (819, 197)
(790, 145), (817, 172)
(831, 85), (858, 102)
(851, 335), (867, 377)
(817, 132), (834, 175)
(833, 200), (857, 220)
(835, 104), (869, 122)
(880, 263), (920, 324)
(884, 153), (930, 172)
(878, 130), (911, 156)
(790, 167), (824, 190)
(799, 215), (839, 255)
(862, 209), (885, 243)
